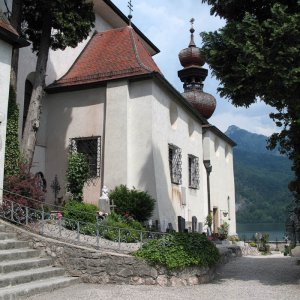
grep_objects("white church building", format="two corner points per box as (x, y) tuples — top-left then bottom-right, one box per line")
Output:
(12, 0), (236, 234)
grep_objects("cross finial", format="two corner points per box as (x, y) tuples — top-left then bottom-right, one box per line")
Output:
(128, 0), (133, 26)
(189, 18), (196, 47)
(190, 18), (195, 29)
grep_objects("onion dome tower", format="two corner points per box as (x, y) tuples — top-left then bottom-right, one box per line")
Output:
(178, 19), (216, 119)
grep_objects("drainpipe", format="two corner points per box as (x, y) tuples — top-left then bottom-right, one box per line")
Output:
(203, 160), (212, 215)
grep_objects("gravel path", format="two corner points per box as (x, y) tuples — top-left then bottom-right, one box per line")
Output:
(23, 253), (300, 300)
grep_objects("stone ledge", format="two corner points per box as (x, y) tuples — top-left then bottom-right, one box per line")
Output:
(0, 219), (220, 286)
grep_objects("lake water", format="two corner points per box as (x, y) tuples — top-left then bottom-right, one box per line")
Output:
(237, 223), (286, 241)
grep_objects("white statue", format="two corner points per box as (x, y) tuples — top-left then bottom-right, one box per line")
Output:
(99, 186), (110, 213)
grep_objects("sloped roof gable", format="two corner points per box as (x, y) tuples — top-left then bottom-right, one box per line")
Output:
(47, 26), (161, 91)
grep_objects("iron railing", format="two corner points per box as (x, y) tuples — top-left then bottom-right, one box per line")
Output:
(0, 195), (166, 253)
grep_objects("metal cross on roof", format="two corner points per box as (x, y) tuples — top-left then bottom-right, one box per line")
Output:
(190, 18), (195, 28)
(128, 0), (133, 26)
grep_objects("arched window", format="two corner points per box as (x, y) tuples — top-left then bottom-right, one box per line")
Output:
(23, 79), (33, 134)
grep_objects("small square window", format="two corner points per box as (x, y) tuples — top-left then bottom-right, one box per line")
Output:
(70, 137), (101, 178)
(168, 144), (182, 185)
(188, 155), (199, 189)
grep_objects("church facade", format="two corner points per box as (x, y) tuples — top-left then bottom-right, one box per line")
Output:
(15, 0), (236, 234)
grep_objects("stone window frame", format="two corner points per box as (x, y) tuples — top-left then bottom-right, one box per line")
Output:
(188, 154), (199, 189)
(168, 144), (182, 185)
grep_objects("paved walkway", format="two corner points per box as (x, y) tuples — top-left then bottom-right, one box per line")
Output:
(23, 254), (300, 300)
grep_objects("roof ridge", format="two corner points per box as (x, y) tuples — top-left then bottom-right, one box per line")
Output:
(128, 26), (154, 73)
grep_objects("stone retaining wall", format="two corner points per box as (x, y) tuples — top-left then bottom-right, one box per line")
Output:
(1, 220), (217, 286)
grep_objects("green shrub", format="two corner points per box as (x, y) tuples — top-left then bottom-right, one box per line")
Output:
(217, 222), (229, 240)
(134, 232), (220, 270)
(109, 185), (155, 222)
(98, 212), (145, 243)
(63, 200), (98, 231)
(4, 163), (45, 209)
(66, 152), (89, 202)
(249, 242), (257, 247)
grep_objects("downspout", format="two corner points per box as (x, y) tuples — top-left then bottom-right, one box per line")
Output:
(204, 160), (212, 215)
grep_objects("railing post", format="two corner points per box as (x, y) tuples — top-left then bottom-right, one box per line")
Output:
(41, 210), (44, 235)
(96, 226), (100, 250)
(77, 221), (80, 241)
(140, 231), (143, 248)
(25, 207), (29, 226)
(118, 228), (121, 250)
(59, 218), (62, 237)
(10, 201), (13, 221)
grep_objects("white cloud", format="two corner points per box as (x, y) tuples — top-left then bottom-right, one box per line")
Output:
(111, 0), (279, 135)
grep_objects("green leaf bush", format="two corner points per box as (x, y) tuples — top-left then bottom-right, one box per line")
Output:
(63, 200), (98, 232)
(63, 203), (145, 242)
(109, 185), (155, 222)
(134, 232), (220, 270)
(98, 212), (145, 243)
(66, 152), (89, 202)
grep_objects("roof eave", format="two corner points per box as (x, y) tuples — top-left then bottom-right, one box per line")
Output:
(46, 71), (209, 127)
(45, 72), (156, 94)
(0, 27), (29, 48)
(202, 124), (237, 147)
(152, 72), (209, 125)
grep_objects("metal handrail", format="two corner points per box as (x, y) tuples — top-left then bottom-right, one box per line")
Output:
(0, 197), (166, 253)
(1, 188), (98, 218)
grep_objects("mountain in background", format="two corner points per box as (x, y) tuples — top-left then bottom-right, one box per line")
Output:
(226, 125), (293, 224)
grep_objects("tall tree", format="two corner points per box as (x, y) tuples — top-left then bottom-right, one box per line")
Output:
(21, 0), (95, 167)
(9, 0), (23, 91)
(201, 0), (300, 201)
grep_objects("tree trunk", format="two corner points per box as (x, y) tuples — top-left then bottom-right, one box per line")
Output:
(21, 16), (52, 168)
(9, 0), (23, 93)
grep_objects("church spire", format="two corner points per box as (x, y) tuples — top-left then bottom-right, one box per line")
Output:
(177, 19), (216, 119)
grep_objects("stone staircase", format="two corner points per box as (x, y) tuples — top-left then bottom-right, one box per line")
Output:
(0, 223), (78, 299)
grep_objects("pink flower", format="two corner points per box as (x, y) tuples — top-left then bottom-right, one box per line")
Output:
(57, 212), (62, 220)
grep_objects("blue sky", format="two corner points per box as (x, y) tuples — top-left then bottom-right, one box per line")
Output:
(112, 0), (278, 136)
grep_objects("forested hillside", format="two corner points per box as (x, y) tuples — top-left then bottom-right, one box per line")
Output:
(226, 126), (293, 223)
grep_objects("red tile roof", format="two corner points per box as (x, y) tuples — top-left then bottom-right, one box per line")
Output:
(48, 26), (161, 91)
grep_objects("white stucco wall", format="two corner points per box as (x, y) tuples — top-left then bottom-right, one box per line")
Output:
(203, 130), (236, 234)
(44, 87), (105, 206)
(0, 39), (13, 202)
(16, 12), (113, 140)
(103, 78), (208, 231)
(152, 81), (208, 231)
(103, 80), (129, 188)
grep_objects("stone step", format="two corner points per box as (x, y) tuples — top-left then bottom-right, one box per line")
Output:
(0, 248), (40, 261)
(0, 232), (16, 240)
(0, 225), (5, 232)
(0, 266), (66, 288)
(0, 276), (79, 300)
(0, 239), (29, 250)
(0, 257), (52, 274)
